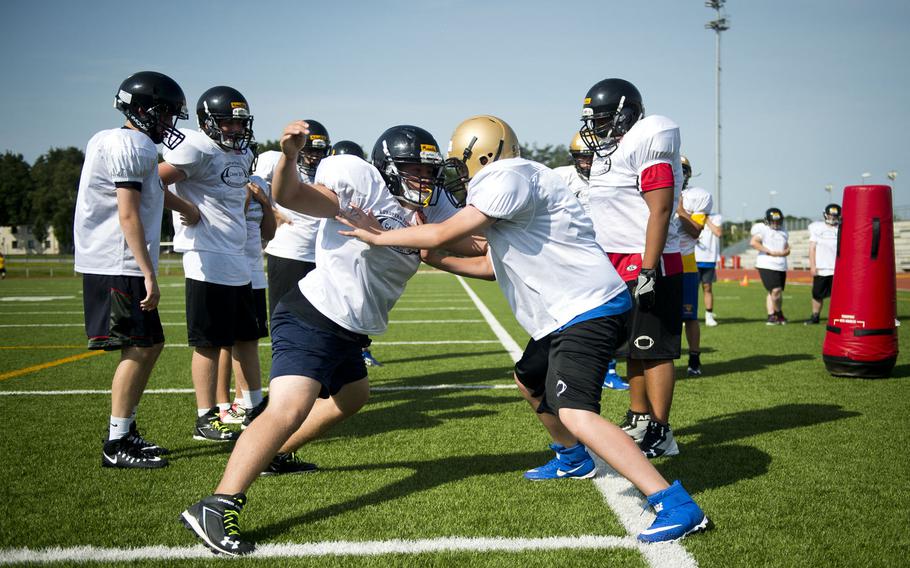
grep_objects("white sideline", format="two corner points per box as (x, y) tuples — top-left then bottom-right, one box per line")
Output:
(0, 534), (666, 564)
(455, 276), (697, 568)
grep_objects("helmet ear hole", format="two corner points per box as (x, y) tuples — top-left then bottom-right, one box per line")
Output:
(479, 156), (489, 166)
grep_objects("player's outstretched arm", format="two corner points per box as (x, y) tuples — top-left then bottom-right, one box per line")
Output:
(272, 120), (339, 218)
(338, 205), (495, 250)
(420, 249), (495, 281)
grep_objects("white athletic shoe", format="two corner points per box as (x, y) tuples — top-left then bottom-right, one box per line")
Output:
(705, 312), (718, 327)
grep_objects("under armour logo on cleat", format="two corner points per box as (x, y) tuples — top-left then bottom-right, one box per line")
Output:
(221, 537), (239, 550)
(654, 503), (664, 512)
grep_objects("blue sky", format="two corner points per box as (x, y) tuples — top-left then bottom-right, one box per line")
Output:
(1, 0), (907, 220)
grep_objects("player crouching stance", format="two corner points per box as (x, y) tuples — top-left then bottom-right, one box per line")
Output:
(341, 115), (712, 543)
(179, 122), (460, 555)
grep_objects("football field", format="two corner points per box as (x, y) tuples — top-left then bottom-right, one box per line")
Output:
(0, 272), (908, 567)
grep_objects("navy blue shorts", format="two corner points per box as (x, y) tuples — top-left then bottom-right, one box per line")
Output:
(269, 302), (368, 399)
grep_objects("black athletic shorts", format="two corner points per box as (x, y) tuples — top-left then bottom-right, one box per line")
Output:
(615, 274), (683, 361)
(697, 265), (717, 284)
(514, 313), (628, 415)
(252, 287), (269, 338)
(266, 254), (316, 318)
(812, 275), (833, 301)
(185, 278), (260, 347)
(757, 268), (787, 292)
(82, 274), (164, 350)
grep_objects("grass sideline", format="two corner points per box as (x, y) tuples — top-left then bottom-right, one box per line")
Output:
(0, 274), (908, 567)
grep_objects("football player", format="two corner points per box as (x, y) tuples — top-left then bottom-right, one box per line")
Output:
(159, 86), (263, 442)
(675, 156), (713, 376)
(253, 119), (329, 318)
(74, 71), (194, 469)
(329, 140), (366, 158)
(695, 202), (723, 327)
(341, 115), (711, 544)
(553, 133), (627, 390)
(750, 207), (791, 324)
(216, 154), (278, 425)
(579, 78), (684, 459)
(179, 122), (463, 555)
(805, 204), (840, 324)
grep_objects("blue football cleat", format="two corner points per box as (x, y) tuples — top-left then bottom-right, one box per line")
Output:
(603, 360), (629, 390)
(362, 350), (382, 367)
(524, 443), (596, 480)
(638, 481), (712, 543)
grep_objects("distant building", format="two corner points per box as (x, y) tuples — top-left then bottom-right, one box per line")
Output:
(0, 226), (61, 254)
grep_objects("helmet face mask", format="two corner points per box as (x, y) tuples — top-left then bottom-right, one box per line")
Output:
(569, 131), (593, 180)
(371, 125), (444, 208)
(441, 158), (470, 207)
(196, 86), (254, 151)
(296, 120), (331, 176)
(114, 71), (189, 149)
(824, 203), (841, 225)
(579, 78), (644, 159)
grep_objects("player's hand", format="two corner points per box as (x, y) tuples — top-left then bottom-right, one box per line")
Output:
(279, 120), (310, 157)
(336, 204), (383, 244)
(247, 181), (270, 207)
(634, 268), (657, 311)
(810, 267), (818, 277)
(180, 203), (201, 226)
(140, 275), (160, 311)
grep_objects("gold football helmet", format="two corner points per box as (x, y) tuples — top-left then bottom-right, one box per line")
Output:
(441, 115), (520, 204)
(569, 131), (593, 179)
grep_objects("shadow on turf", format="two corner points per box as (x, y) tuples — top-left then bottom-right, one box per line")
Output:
(695, 353), (815, 376)
(376, 365), (516, 388)
(317, 388), (520, 443)
(247, 450), (545, 542)
(656, 403), (861, 493)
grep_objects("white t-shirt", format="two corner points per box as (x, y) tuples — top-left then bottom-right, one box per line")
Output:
(677, 186), (713, 255)
(246, 175), (270, 289)
(809, 221), (838, 276)
(695, 214), (723, 264)
(298, 155), (458, 335)
(751, 222), (789, 271)
(163, 129), (253, 286)
(254, 150), (322, 263)
(74, 128), (163, 276)
(553, 165), (590, 214)
(467, 158), (628, 341)
(586, 115), (682, 254)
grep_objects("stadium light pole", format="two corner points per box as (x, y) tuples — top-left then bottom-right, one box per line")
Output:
(825, 184), (833, 200)
(706, 1), (730, 220)
(861, 172), (872, 184)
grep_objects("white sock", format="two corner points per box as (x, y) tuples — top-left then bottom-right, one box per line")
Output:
(242, 389), (263, 410)
(109, 416), (132, 441)
(197, 407), (212, 418)
(233, 397), (244, 407)
(217, 402), (231, 412)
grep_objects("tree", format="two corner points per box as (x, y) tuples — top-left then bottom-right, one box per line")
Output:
(0, 152), (35, 226)
(30, 147), (84, 253)
(519, 143), (572, 169)
(255, 139), (281, 153)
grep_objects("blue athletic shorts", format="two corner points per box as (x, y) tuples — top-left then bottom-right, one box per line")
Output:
(269, 292), (368, 399)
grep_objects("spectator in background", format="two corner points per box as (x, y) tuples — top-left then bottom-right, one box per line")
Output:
(695, 211), (723, 327)
(750, 208), (790, 325)
(805, 203), (841, 325)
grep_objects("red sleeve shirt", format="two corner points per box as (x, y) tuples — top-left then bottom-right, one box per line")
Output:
(640, 162), (674, 192)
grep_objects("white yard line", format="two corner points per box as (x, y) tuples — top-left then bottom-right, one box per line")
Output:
(0, 384), (519, 396)
(0, 534), (661, 564)
(0, 320), (484, 328)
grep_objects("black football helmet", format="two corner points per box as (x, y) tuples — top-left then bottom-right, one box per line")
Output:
(824, 203), (842, 225)
(330, 140), (365, 159)
(297, 119), (331, 176)
(765, 207), (784, 229)
(114, 71), (188, 149)
(196, 86), (254, 151)
(579, 78), (645, 158)
(371, 125), (444, 207)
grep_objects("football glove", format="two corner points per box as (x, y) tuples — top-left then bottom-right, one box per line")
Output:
(634, 268), (657, 311)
